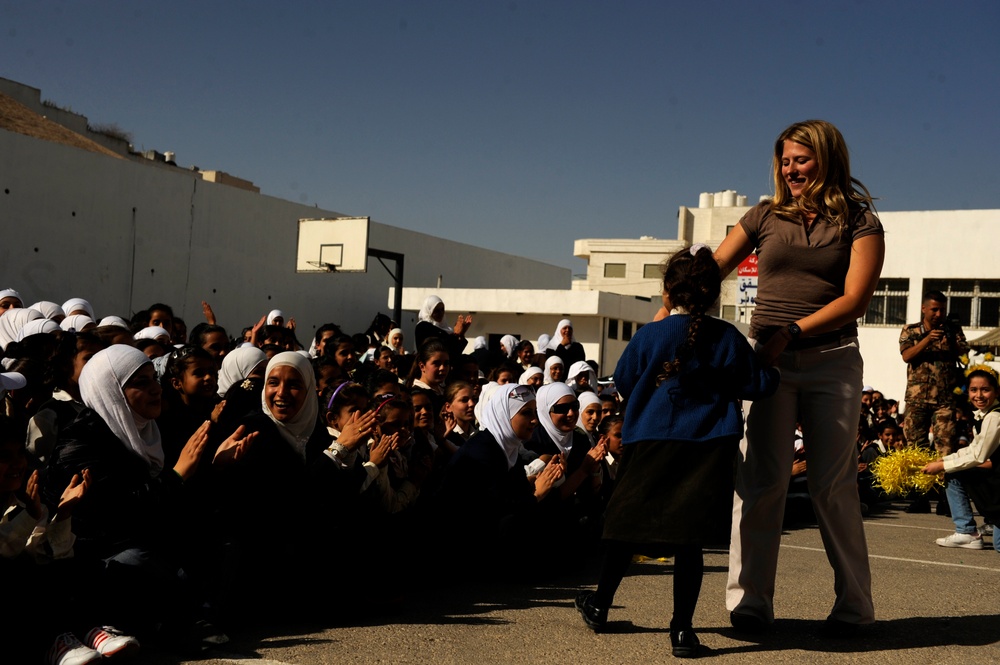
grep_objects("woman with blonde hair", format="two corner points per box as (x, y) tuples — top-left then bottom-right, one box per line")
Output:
(715, 120), (884, 635)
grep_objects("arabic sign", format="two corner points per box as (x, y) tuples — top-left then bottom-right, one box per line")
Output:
(737, 254), (758, 307)
(737, 254), (758, 277)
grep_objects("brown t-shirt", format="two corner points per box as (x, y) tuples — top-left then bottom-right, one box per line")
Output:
(739, 201), (884, 340)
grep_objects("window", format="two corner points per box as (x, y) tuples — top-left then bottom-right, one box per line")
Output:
(623, 321), (633, 341)
(643, 264), (661, 279)
(863, 278), (909, 326)
(603, 263), (626, 278)
(924, 279), (1000, 328)
(608, 318), (619, 340)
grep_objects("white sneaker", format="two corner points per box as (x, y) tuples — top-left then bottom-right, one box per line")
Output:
(47, 633), (102, 665)
(85, 625), (141, 658)
(935, 532), (984, 549)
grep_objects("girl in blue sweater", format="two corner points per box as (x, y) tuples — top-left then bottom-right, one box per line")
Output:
(576, 245), (778, 657)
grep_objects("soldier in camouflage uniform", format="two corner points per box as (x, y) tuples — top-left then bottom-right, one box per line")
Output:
(900, 290), (969, 456)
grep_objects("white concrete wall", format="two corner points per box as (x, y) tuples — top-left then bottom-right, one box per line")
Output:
(0, 129), (569, 342)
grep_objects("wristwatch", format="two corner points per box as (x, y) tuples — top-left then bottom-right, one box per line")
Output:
(786, 322), (802, 339)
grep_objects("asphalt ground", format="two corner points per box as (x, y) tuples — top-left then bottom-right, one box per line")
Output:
(148, 502), (999, 665)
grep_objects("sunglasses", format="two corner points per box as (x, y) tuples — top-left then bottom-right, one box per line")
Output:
(550, 399), (580, 415)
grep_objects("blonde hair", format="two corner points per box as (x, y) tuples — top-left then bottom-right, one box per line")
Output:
(770, 120), (876, 234)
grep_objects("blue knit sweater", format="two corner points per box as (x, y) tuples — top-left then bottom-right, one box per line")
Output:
(615, 315), (779, 445)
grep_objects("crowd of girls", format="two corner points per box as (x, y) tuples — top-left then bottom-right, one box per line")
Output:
(0, 290), (624, 664)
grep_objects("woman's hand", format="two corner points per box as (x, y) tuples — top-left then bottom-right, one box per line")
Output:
(583, 441), (608, 472)
(213, 425), (257, 467)
(757, 330), (790, 367)
(56, 469), (90, 521)
(534, 455), (565, 500)
(201, 300), (217, 325)
(24, 469), (43, 521)
(369, 433), (399, 467)
(339, 410), (377, 451)
(250, 315), (267, 347)
(211, 399), (227, 424)
(173, 420), (211, 481)
(441, 411), (457, 439)
(454, 314), (473, 337)
(921, 460), (945, 475)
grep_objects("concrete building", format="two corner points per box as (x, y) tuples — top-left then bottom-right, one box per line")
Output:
(0, 79), (569, 345)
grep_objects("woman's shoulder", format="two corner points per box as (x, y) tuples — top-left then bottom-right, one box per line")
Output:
(849, 206), (884, 240)
(738, 200), (774, 230)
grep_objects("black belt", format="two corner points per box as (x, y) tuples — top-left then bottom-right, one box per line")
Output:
(756, 326), (854, 351)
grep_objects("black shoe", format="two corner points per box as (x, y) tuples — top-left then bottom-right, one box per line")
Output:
(819, 617), (862, 638)
(671, 628), (700, 658)
(575, 592), (608, 632)
(729, 611), (768, 634)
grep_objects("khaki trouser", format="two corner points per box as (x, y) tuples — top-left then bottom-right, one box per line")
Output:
(726, 338), (874, 625)
(903, 402), (957, 456)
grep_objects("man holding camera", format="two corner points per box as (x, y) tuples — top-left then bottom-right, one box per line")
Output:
(900, 290), (969, 456)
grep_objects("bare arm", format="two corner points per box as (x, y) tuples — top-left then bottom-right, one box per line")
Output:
(713, 223), (755, 279)
(795, 233), (885, 337)
(757, 233), (884, 366)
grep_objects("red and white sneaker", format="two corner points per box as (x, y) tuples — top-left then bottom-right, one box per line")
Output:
(47, 632), (102, 665)
(84, 625), (141, 658)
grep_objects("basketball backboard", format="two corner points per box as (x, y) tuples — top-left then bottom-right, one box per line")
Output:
(296, 217), (370, 273)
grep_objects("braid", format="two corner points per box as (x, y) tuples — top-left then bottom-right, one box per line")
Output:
(656, 314), (704, 386)
(654, 245), (721, 387)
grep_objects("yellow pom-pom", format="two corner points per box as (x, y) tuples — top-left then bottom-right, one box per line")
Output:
(870, 447), (944, 496)
(959, 354), (970, 365)
(985, 353), (995, 362)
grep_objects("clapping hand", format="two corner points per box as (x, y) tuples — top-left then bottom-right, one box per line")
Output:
(213, 424), (258, 466)
(56, 469), (90, 521)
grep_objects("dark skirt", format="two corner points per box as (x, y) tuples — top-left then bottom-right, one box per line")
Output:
(602, 437), (738, 545)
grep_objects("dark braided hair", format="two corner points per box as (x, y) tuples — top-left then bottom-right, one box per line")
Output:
(656, 245), (722, 385)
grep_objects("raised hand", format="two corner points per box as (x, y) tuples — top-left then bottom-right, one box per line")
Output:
(369, 432), (399, 467)
(173, 420), (211, 481)
(339, 410), (377, 451)
(213, 424), (258, 467)
(201, 301), (217, 325)
(56, 469), (90, 521)
(24, 469), (43, 521)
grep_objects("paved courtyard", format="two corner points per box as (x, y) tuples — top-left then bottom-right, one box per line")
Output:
(151, 504), (999, 665)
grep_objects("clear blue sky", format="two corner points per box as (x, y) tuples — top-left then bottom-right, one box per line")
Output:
(3, 1), (998, 273)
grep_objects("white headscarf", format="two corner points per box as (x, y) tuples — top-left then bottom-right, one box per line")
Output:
(576, 391), (603, 446)
(29, 301), (64, 320)
(60, 314), (95, 332)
(261, 352), (319, 460)
(417, 295), (452, 333)
(267, 309), (285, 325)
(479, 383), (536, 469)
(218, 345), (267, 396)
(547, 318), (573, 350)
(518, 366), (543, 386)
(472, 336), (487, 351)
(61, 298), (95, 319)
(99, 316), (130, 329)
(0, 289), (23, 306)
(0, 308), (43, 349)
(16, 318), (60, 341)
(543, 355), (564, 385)
(536, 334), (551, 353)
(134, 326), (172, 342)
(566, 360), (598, 391)
(384, 327), (404, 353)
(79, 345), (164, 476)
(500, 334), (519, 359)
(536, 382), (575, 457)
